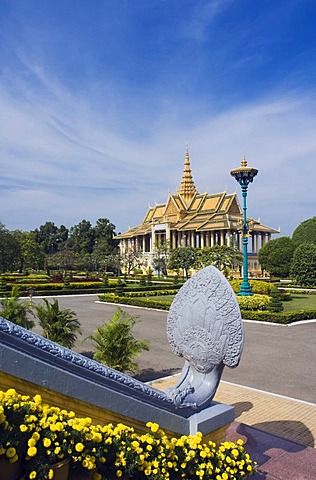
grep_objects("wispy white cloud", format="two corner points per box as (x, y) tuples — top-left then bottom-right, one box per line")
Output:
(1, 62), (316, 238)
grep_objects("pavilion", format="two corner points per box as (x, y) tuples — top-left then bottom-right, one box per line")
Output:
(115, 148), (279, 275)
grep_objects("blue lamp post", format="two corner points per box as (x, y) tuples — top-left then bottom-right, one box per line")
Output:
(230, 156), (258, 296)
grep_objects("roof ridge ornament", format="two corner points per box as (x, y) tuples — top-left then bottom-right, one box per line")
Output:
(176, 145), (199, 204)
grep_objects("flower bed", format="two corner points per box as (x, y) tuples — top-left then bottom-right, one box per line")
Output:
(0, 388), (256, 479)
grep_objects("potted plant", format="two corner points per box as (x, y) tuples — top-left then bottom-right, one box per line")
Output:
(68, 417), (105, 480)
(23, 404), (73, 480)
(0, 389), (39, 480)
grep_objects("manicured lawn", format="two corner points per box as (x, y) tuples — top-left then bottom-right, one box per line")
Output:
(282, 294), (316, 312)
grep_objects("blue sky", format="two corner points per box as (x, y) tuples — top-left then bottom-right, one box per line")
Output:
(1, 0), (316, 237)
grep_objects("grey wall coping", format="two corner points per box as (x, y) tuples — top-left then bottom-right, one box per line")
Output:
(0, 317), (234, 436)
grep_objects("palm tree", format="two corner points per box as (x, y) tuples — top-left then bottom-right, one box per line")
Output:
(0, 286), (34, 329)
(34, 298), (81, 349)
(87, 307), (149, 373)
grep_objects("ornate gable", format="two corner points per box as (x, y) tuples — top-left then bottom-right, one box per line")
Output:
(164, 194), (180, 218)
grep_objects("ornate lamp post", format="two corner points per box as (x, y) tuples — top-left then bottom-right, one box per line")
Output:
(230, 156), (258, 296)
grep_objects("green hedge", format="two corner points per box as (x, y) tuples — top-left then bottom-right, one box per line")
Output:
(99, 294), (316, 323)
(98, 293), (171, 310)
(120, 284), (181, 293)
(241, 309), (316, 324)
(125, 289), (179, 298)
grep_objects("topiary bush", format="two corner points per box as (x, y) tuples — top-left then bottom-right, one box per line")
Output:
(236, 294), (271, 311)
(267, 287), (284, 312)
(230, 279), (273, 295)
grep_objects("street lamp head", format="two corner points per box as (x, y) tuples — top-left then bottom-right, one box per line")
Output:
(230, 155), (258, 187)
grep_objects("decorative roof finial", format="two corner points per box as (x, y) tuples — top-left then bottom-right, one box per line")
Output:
(241, 155), (247, 167)
(176, 144), (199, 203)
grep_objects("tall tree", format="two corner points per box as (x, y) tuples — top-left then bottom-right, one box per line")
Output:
(168, 247), (196, 279)
(32, 222), (68, 254)
(13, 230), (45, 272)
(258, 237), (295, 277)
(195, 245), (243, 275)
(292, 217), (316, 246)
(94, 218), (118, 251)
(68, 220), (95, 254)
(0, 223), (20, 273)
(120, 246), (143, 276)
(152, 239), (169, 277)
(290, 242), (316, 286)
(33, 221), (58, 254)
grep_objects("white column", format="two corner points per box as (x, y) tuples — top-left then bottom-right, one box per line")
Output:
(201, 233), (205, 248)
(226, 232), (231, 247)
(251, 234), (255, 253)
(261, 233), (266, 248)
(255, 233), (259, 253)
(205, 233), (210, 247)
(210, 232), (215, 247)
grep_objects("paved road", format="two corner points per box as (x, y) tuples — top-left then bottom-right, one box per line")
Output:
(30, 294), (316, 404)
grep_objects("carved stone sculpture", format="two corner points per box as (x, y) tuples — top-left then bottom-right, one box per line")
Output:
(167, 265), (243, 410)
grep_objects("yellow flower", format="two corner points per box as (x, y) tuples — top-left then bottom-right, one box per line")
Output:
(27, 446), (37, 457)
(6, 447), (16, 458)
(28, 438), (36, 448)
(9, 454), (19, 464)
(75, 442), (85, 453)
(6, 388), (16, 396)
(20, 424), (28, 432)
(93, 432), (102, 443)
(33, 394), (42, 405)
(43, 438), (52, 448)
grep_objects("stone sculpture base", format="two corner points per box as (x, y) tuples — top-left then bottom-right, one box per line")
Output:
(184, 401), (235, 442)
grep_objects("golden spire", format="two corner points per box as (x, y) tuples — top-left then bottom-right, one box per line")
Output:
(176, 145), (199, 203)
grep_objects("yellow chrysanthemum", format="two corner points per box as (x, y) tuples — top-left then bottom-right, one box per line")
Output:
(43, 438), (52, 448)
(6, 447), (16, 458)
(27, 446), (37, 457)
(75, 442), (85, 453)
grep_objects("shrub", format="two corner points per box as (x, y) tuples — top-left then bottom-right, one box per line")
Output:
(139, 275), (146, 286)
(115, 279), (126, 296)
(237, 294), (271, 311)
(230, 279), (272, 295)
(86, 307), (149, 373)
(33, 298), (81, 348)
(0, 276), (7, 295)
(267, 287), (284, 312)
